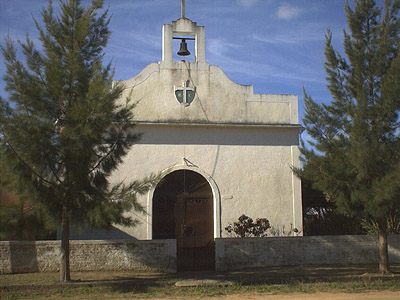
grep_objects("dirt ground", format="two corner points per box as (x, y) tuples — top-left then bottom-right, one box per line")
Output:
(148, 291), (400, 300)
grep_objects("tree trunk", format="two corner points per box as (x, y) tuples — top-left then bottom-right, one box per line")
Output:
(378, 229), (391, 274)
(60, 204), (71, 282)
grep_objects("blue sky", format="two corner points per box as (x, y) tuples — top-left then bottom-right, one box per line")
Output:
(0, 0), (386, 124)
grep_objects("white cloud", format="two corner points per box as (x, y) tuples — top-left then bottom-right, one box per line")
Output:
(207, 39), (226, 57)
(237, 0), (259, 8)
(206, 40), (322, 86)
(276, 3), (303, 20)
(251, 23), (325, 45)
(207, 38), (241, 57)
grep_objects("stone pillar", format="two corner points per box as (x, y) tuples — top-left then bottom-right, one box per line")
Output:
(195, 26), (205, 63)
(291, 145), (303, 235)
(162, 24), (173, 62)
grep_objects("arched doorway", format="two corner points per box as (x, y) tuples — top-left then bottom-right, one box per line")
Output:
(152, 170), (215, 271)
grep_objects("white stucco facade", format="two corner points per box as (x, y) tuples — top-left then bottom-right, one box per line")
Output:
(111, 17), (302, 240)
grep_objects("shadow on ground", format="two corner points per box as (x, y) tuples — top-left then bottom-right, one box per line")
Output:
(174, 264), (400, 286)
(220, 264), (400, 285)
(1, 264), (399, 292)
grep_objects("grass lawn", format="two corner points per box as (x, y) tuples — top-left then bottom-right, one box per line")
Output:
(1, 278), (400, 299)
(1, 266), (400, 299)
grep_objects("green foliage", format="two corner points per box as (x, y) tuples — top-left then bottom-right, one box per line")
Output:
(300, 0), (400, 234)
(0, 189), (56, 240)
(301, 179), (365, 235)
(361, 212), (400, 234)
(225, 214), (271, 237)
(0, 0), (153, 234)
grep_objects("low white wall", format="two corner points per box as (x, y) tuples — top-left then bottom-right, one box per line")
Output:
(215, 235), (400, 271)
(0, 239), (176, 274)
(2, 235), (399, 274)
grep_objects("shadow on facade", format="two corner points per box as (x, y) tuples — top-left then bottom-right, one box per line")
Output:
(61, 225), (138, 240)
(8, 241), (39, 273)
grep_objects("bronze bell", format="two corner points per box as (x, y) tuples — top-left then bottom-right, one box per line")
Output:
(177, 39), (190, 56)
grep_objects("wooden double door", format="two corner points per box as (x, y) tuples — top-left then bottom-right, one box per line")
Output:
(152, 170), (215, 272)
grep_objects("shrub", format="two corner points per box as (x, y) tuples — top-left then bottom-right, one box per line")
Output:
(225, 214), (270, 237)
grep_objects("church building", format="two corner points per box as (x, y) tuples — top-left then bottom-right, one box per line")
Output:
(110, 4), (302, 271)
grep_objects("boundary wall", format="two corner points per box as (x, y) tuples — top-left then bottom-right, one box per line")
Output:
(0, 239), (176, 274)
(215, 235), (400, 270)
(1, 235), (399, 274)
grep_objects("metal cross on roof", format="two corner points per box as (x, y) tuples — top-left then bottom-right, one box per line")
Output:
(181, 0), (185, 18)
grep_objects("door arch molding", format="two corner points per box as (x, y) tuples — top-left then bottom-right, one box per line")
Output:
(146, 165), (221, 240)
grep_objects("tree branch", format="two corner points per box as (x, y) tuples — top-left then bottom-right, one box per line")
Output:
(88, 134), (121, 174)
(4, 139), (57, 188)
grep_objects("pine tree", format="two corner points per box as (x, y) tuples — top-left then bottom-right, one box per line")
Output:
(0, 187), (56, 241)
(0, 0), (156, 282)
(301, 179), (365, 236)
(300, 0), (400, 274)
